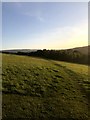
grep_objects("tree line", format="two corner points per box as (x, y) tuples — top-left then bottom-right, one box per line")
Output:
(14, 49), (89, 65)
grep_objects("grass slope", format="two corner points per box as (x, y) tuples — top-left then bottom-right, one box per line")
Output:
(2, 54), (89, 119)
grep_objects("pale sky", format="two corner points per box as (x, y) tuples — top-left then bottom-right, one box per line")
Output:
(2, 2), (88, 50)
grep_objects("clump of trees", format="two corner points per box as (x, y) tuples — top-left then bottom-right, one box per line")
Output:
(17, 49), (89, 65)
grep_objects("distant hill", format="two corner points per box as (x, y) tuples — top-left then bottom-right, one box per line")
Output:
(1, 49), (38, 53)
(67, 46), (90, 55)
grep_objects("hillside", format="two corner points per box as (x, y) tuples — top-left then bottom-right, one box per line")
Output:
(2, 53), (89, 119)
(1, 46), (89, 65)
(69, 46), (90, 55)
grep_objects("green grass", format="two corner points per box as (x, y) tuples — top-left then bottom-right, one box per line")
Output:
(2, 54), (89, 119)
(51, 60), (90, 95)
(52, 60), (88, 75)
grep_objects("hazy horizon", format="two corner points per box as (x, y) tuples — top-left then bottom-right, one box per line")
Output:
(2, 2), (88, 50)
(1, 45), (89, 51)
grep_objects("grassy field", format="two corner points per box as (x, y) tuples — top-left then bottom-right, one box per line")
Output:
(2, 53), (89, 119)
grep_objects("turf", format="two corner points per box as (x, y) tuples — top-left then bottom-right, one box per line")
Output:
(2, 54), (89, 119)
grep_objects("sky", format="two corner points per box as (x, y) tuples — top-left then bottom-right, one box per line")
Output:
(1, 0), (89, 2)
(2, 2), (88, 50)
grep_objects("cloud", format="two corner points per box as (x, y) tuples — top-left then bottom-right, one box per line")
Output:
(12, 3), (45, 22)
(24, 11), (45, 22)
(37, 16), (44, 22)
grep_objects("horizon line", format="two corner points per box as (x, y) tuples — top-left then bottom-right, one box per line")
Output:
(0, 45), (89, 51)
